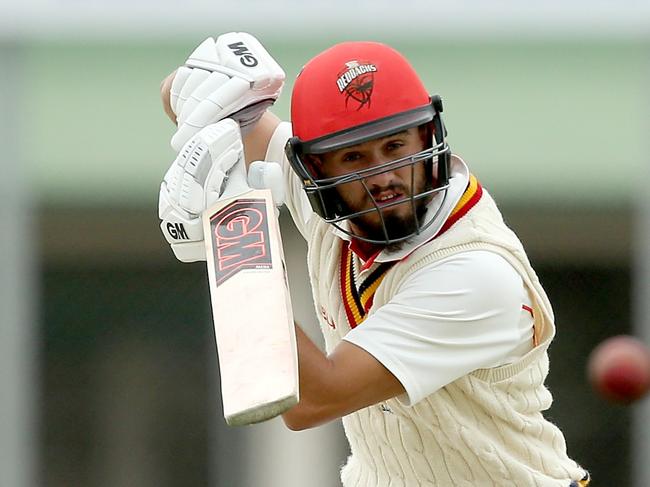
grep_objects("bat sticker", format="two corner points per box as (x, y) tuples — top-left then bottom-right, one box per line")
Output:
(209, 198), (272, 285)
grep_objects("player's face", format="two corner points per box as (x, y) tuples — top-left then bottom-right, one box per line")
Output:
(316, 127), (431, 243)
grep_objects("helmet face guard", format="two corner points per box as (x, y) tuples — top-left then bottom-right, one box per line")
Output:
(285, 96), (451, 245)
(286, 41), (452, 246)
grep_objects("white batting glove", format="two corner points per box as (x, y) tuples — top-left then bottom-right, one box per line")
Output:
(170, 32), (285, 152)
(159, 119), (249, 262)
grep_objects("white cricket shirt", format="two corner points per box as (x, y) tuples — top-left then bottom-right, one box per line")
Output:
(344, 250), (535, 405)
(267, 121), (534, 405)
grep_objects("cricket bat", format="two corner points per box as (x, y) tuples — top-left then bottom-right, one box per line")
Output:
(202, 156), (299, 426)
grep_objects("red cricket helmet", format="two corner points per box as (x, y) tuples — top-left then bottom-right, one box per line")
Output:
(284, 41), (451, 245)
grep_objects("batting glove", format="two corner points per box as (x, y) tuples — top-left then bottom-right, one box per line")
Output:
(159, 119), (249, 262)
(170, 32), (285, 152)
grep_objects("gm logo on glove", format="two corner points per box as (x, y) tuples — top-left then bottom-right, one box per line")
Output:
(166, 222), (189, 240)
(228, 41), (258, 68)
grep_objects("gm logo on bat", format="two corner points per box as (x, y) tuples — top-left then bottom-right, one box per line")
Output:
(210, 198), (272, 286)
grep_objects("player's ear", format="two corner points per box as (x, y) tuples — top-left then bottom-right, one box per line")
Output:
(305, 154), (324, 178)
(419, 124), (431, 147)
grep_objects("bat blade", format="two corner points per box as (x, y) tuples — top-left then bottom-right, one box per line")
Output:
(203, 188), (298, 426)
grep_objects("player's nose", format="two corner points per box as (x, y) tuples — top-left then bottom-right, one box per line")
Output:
(365, 169), (394, 188)
(363, 153), (394, 186)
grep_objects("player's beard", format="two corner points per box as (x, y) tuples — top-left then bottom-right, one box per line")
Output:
(350, 175), (432, 252)
(349, 197), (430, 252)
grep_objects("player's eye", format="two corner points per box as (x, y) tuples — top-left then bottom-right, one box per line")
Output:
(385, 141), (405, 152)
(341, 152), (362, 163)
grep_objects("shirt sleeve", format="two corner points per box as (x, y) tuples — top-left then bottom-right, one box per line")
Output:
(264, 121), (313, 240)
(343, 250), (534, 406)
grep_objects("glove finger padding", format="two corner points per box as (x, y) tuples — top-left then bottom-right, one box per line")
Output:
(172, 77), (251, 150)
(170, 66), (193, 115)
(159, 119), (247, 262)
(177, 71), (230, 127)
(170, 32), (285, 152)
(173, 68), (212, 125)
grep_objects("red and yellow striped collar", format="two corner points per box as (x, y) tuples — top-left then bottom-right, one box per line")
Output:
(340, 244), (394, 329)
(435, 173), (482, 238)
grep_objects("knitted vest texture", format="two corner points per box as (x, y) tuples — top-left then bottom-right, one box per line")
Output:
(304, 189), (587, 487)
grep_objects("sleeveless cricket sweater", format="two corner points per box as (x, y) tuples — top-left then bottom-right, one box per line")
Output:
(303, 184), (588, 486)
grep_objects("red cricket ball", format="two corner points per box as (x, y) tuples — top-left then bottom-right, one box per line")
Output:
(587, 335), (650, 405)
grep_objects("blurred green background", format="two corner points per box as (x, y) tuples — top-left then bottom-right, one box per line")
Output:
(1, 10), (649, 487)
(25, 39), (647, 207)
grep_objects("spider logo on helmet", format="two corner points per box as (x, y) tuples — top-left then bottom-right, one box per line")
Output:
(336, 60), (377, 110)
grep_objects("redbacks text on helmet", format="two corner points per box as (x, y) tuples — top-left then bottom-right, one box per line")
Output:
(285, 41), (451, 246)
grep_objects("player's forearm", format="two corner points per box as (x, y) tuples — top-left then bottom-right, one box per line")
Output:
(281, 325), (405, 431)
(242, 111), (282, 164)
(282, 326), (342, 431)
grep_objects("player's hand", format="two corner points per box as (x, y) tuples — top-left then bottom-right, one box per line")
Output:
(169, 32), (285, 152)
(158, 119), (248, 262)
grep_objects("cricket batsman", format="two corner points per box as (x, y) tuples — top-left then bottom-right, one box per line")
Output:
(158, 32), (590, 486)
